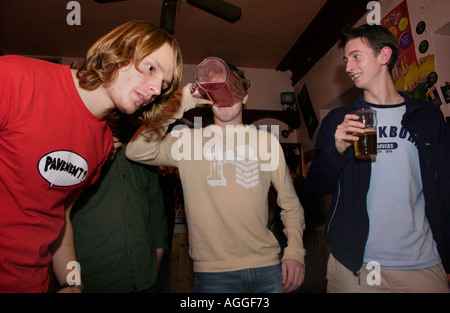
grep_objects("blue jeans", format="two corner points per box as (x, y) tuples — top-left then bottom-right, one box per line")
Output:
(194, 264), (283, 293)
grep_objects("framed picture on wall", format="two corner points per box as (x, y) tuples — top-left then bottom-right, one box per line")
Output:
(297, 84), (318, 140)
(441, 84), (450, 104)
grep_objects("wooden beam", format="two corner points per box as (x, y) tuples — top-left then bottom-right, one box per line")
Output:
(276, 0), (368, 85)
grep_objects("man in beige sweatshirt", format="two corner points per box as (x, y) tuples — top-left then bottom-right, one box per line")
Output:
(126, 62), (305, 293)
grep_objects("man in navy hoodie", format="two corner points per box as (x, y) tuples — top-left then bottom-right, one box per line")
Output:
(306, 24), (450, 292)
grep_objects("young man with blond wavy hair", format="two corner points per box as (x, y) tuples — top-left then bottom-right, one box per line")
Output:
(0, 20), (182, 293)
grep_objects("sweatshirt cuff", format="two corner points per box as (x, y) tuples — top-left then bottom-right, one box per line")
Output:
(282, 247), (306, 267)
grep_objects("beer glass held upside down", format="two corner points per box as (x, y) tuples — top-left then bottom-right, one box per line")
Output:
(353, 108), (377, 160)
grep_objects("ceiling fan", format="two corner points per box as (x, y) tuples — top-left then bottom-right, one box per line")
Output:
(94, 0), (241, 35)
(186, 0), (241, 22)
(161, 0), (241, 34)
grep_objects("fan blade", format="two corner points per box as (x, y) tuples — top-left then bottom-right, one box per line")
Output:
(187, 0), (241, 23)
(94, 0), (126, 3)
(160, 0), (179, 34)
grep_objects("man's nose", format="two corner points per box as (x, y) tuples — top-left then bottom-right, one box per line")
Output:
(148, 76), (163, 96)
(345, 60), (354, 73)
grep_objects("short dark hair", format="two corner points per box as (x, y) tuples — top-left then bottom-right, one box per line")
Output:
(227, 62), (251, 93)
(339, 24), (399, 73)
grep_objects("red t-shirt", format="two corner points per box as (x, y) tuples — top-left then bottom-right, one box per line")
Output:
(0, 56), (113, 292)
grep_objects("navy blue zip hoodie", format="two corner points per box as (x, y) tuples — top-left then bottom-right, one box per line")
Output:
(306, 93), (450, 276)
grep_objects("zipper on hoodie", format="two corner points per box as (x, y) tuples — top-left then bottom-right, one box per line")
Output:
(412, 132), (440, 223)
(326, 178), (340, 236)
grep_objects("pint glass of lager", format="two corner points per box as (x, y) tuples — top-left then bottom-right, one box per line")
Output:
(353, 108), (377, 160)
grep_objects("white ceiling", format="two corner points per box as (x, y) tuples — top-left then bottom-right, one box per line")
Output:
(0, 0), (327, 69)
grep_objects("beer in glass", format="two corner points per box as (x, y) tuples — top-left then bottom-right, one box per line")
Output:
(353, 108), (377, 160)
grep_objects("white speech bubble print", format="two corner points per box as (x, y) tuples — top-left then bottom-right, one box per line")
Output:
(38, 150), (88, 189)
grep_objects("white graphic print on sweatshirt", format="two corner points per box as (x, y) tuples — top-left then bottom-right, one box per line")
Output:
(206, 144), (259, 189)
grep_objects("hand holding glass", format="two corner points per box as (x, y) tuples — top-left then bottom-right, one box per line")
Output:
(352, 108), (377, 159)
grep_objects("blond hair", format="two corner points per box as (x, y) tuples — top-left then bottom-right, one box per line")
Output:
(76, 20), (183, 123)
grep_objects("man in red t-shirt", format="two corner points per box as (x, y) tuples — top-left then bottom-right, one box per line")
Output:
(0, 21), (182, 293)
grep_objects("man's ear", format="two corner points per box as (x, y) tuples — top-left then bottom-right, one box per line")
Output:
(242, 93), (249, 105)
(378, 46), (393, 66)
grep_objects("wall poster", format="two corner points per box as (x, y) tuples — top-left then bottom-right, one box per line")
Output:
(382, 0), (442, 105)
(382, 1), (419, 94)
(297, 84), (318, 140)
